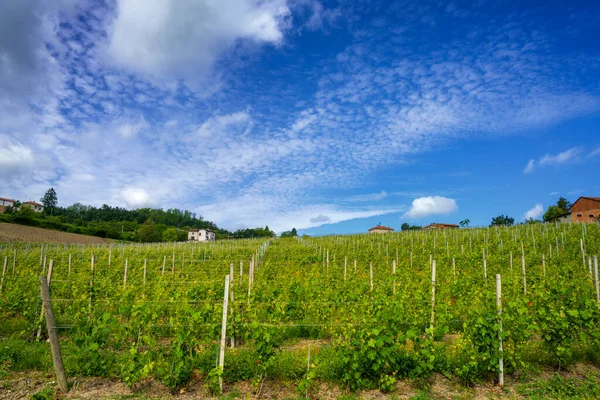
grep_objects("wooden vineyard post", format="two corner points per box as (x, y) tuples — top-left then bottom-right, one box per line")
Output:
(162, 255), (166, 276)
(108, 246), (112, 266)
(123, 258), (128, 290)
(521, 250), (527, 295)
(369, 261), (373, 291)
(0, 257), (8, 294)
(594, 256), (599, 305)
(344, 256), (347, 282)
(392, 259), (396, 295)
(230, 263), (235, 348)
(496, 274), (504, 386)
(247, 257), (253, 303)
(143, 259), (147, 285)
(542, 254), (546, 278)
(483, 249), (487, 279)
(410, 252), (413, 269)
(0, 256), (7, 294)
(510, 252), (513, 271)
(39, 276), (69, 393)
(589, 257), (593, 276)
(12, 249), (16, 273)
(239, 261), (243, 283)
(37, 260), (54, 339)
(429, 260), (436, 337)
(581, 239), (586, 270)
(354, 259), (357, 274)
(219, 274), (230, 394)
(452, 258), (456, 277)
(172, 251), (175, 275)
(68, 254), (72, 276)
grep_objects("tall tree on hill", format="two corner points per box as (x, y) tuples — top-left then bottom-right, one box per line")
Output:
(543, 197), (572, 221)
(491, 215), (514, 226)
(40, 188), (58, 215)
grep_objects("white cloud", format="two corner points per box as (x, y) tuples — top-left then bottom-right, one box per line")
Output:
(0, 139), (35, 173)
(524, 159), (535, 174)
(346, 190), (388, 202)
(403, 196), (458, 219)
(117, 117), (149, 139)
(106, 0), (290, 81)
(524, 203), (543, 220)
(121, 188), (153, 208)
(591, 146), (600, 157)
(539, 147), (580, 165)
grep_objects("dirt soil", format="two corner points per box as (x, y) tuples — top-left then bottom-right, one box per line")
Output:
(2, 363), (600, 400)
(0, 223), (111, 245)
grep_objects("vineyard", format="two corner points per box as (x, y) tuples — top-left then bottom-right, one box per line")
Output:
(1, 223), (600, 398)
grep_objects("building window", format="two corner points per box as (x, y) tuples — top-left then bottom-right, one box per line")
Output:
(577, 214), (582, 217)
(590, 215), (595, 218)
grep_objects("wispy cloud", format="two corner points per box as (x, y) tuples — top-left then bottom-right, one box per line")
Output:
(539, 147), (581, 165)
(346, 190), (388, 202)
(524, 204), (543, 220)
(524, 159), (535, 174)
(591, 146), (600, 157)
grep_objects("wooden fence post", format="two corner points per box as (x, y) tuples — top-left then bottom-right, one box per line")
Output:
(37, 260), (54, 339)
(369, 261), (373, 291)
(219, 275), (230, 394)
(594, 256), (599, 305)
(429, 260), (436, 337)
(0, 257), (7, 294)
(496, 274), (504, 386)
(123, 258), (128, 290)
(39, 276), (69, 393)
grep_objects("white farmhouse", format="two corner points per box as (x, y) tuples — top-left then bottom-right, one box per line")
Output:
(188, 228), (215, 242)
(0, 197), (15, 213)
(22, 201), (44, 212)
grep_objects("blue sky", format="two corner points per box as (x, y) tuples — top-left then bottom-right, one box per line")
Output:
(1, 0), (599, 234)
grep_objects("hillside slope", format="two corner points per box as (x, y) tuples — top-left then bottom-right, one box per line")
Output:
(0, 223), (111, 244)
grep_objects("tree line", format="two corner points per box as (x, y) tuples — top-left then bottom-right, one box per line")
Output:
(0, 188), (276, 242)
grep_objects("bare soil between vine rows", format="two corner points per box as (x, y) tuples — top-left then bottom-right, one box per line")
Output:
(2, 363), (600, 399)
(0, 223), (111, 245)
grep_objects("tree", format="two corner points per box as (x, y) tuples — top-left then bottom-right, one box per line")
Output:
(40, 188), (58, 214)
(280, 227), (299, 238)
(543, 205), (566, 222)
(460, 219), (470, 227)
(490, 215), (514, 226)
(401, 222), (410, 231)
(557, 197), (571, 213)
(162, 228), (179, 242)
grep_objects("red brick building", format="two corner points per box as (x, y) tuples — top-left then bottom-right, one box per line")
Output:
(422, 223), (460, 230)
(368, 225), (394, 233)
(549, 197), (600, 223)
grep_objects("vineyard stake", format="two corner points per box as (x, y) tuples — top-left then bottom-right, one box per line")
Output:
(68, 254), (71, 276)
(542, 254), (546, 278)
(354, 259), (357, 274)
(594, 256), (599, 305)
(452, 258), (456, 277)
(108, 246), (112, 266)
(143, 258), (147, 285)
(12, 249), (16, 273)
(429, 260), (436, 337)
(230, 263), (235, 348)
(483, 249), (487, 279)
(239, 261), (243, 283)
(588, 257), (592, 276)
(37, 260), (54, 339)
(496, 274), (504, 386)
(0, 257), (7, 294)
(162, 255), (166, 276)
(219, 274), (230, 394)
(344, 256), (347, 282)
(369, 261), (373, 291)
(392, 259), (396, 295)
(39, 276), (69, 394)
(123, 258), (128, 290)
(521, 252), (527, 296)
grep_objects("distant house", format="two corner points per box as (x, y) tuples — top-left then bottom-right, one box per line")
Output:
(188, 228), (216, 242)
(0, 197), (16, 213)
(547, 197), (600, 224)
(368, 225), (394, 234)
(22, 201), (44, 213)
(423, 223), (460, 230)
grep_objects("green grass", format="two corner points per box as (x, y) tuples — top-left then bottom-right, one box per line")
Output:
(517, 373), (600, 399)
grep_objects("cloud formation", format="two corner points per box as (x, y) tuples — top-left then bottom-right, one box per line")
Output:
(524, 159), (535, 174)
(106, 0), (290, 81)
(539, 147), (580, 166)
(524, 204), (543, 220)
(404, 196), (458, 220)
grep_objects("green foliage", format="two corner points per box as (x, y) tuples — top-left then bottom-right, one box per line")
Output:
(162, 228), (179, 242)
(280, 227), (298, 238)
(401, 222), (421, 230)
(30, 388), (55, 400)
(543, 205), (566, 222)
(490, 215), (514, 226)
(40, 187), (58, 211)
(459, 219), (470, 227)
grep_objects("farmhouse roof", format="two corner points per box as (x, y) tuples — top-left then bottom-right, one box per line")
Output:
(569, 197), (600, 210)
(368, 225), (394, 231)
(423, 223), (460, 229)
(0, 197), (16, 202)
(23, 201), (43, 207)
